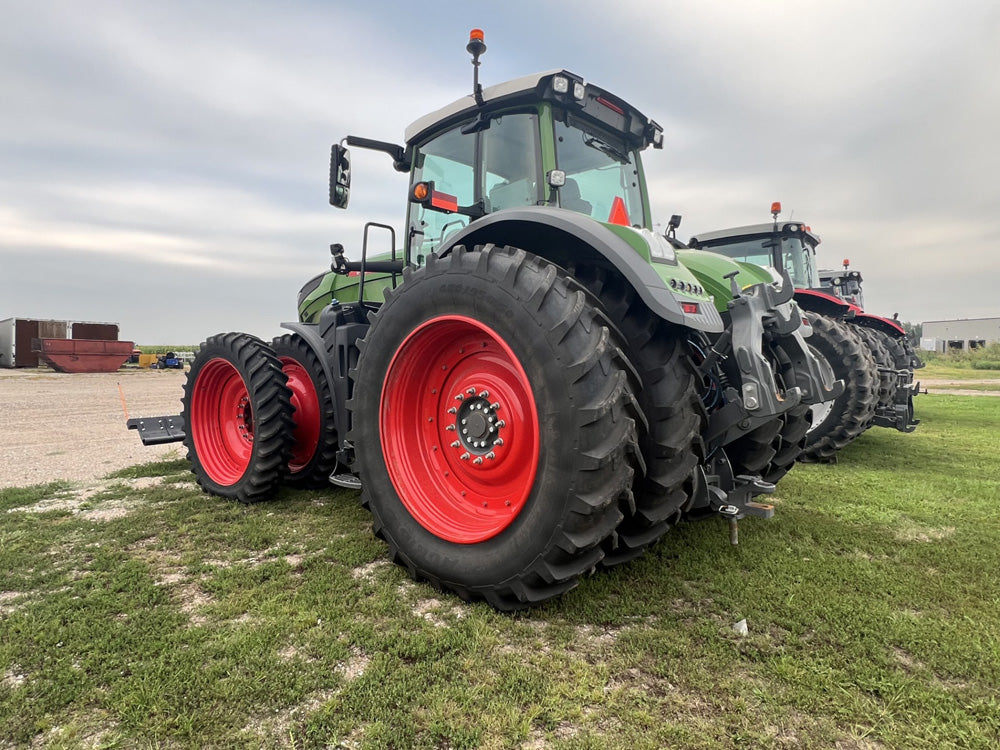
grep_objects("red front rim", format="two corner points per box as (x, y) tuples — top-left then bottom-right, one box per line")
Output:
(380, 316), (539, 543)
(190, 358), (254, 486)
(279, 357), (321, 473)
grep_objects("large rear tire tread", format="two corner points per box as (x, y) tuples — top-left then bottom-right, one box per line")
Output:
(566, 264), (703, 566)
(726, 404), (811, 485)
(871, 329), (913, 372)
(271, 334), (339, 488)
(348, 245), (641, 610)
(853, 325), (898, 411)
(182, 332), (295, 504)
(801, 313), (879, 461)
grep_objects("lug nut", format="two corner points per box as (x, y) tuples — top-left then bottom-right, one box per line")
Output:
(460, 452), (470, 461)
(473, 457), (484, 465)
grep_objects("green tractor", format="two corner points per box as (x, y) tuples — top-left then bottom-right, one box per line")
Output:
(130, 32), (838, 609)
(687, 203), (921, 462)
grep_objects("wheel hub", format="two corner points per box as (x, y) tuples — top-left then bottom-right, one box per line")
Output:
(450, 392), (505, 458)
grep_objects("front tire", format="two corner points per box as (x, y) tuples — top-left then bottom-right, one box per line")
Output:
(182, 333), (294, 503)
(349, 246), (641, 610)
(566, 265), (703, 566)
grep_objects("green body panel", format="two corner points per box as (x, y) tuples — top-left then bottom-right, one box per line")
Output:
(676, 248), (775, 314)
(298, 254), (395, 324)
(603, 223), (651, 261)
(297, 224), (727, 324)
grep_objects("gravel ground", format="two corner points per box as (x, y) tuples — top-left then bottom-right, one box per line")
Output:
(1, 369), (996, 490)
(0, 367), (189, 489)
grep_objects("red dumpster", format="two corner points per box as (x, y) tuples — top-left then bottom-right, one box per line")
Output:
(31, 338), (135, 373)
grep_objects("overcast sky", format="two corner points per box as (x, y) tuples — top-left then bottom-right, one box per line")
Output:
(2, 0), (998, 344)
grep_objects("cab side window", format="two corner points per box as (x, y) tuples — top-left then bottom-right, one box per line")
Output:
(408, 113), (541, 261)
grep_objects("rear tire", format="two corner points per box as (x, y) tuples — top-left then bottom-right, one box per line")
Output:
(349, 245), (641, 610)
(182, 333), (294, 503)
(801, 313), (878, 461)
(272, 334), (339, 488)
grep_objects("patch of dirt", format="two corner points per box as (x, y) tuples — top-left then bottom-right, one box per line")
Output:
(0, 368), (188, 489)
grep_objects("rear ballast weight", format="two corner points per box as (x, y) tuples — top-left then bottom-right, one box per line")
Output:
(130, 33), (838, 609)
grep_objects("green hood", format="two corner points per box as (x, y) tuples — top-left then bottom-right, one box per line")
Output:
(676, 248), (776, 314)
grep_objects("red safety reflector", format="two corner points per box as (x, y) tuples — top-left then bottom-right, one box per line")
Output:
(608, 196), (630, 226)
(430, 190), (458, 212)
(802, 316), (810, 327)
(596, 96), (625, 115)
(681, 302), (699, 315)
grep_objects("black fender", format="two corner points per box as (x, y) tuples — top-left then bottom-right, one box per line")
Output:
(284, 304), (373, 470)
(850, 312), (907, 338)
(279, 321), (334, 394)
(794, 288), (858, 319)
(440, 206), (723, 333)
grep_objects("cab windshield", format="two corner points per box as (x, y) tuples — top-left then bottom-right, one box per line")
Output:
(554, 119), (645, 226)
(703, 235), (819, 288)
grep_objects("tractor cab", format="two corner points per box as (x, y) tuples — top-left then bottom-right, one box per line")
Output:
(819, 263), (865, 309)
(688, 214), (823, 292)
(332, 57), (663, 267)
(405, 90), (651, 263)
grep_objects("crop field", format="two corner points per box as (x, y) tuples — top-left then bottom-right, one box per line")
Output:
(2, 378), (999, 748)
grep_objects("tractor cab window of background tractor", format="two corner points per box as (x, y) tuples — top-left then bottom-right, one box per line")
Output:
(780, 237), (820, 289)
(706, 238), (773, 269)
(554, 119), (644, 226)
(408, 112), (541, 263)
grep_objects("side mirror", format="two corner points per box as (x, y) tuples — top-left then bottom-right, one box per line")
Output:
(329, 144), (351, 209)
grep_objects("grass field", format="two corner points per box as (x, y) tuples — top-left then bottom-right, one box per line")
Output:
(2, 394), (999, 749)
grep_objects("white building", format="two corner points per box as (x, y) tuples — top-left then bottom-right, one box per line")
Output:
(921, 317), (1000, 352)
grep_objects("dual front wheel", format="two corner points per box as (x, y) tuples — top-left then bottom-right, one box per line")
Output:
(182, 333), (338, 503)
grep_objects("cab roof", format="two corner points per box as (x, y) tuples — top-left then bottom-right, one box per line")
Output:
(689, 222), (821, 248)
(404, 69), (662, 150)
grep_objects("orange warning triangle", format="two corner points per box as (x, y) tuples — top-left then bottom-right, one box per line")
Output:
(608, 196), (630, 226)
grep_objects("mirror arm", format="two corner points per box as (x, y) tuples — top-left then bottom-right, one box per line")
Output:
(345, 136), (410, 172)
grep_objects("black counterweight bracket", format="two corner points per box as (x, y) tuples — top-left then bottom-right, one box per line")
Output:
(127, 414), (186, 445)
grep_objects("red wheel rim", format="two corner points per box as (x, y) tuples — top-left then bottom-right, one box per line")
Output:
(380, 316), (539, 543)
(190, 358), (254, 486)
(279, 356), (321, 473)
